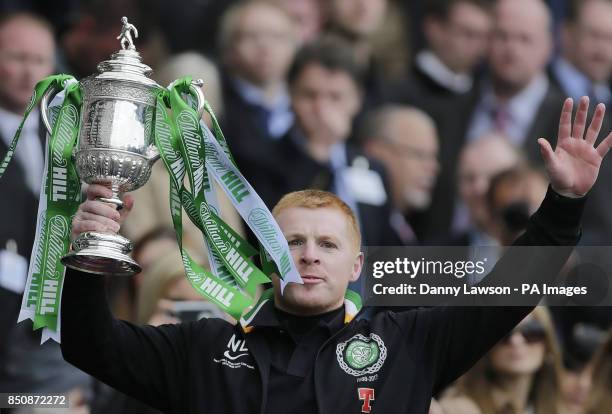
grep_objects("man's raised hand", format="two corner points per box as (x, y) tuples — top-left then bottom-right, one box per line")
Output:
(538, 96), (612, 198)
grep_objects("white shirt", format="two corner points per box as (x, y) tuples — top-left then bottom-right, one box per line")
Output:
(415, 50), (473, 94)
(553, 57), (612, 104)
(232, 77), (294, 139)
(0, 106), (44, 195)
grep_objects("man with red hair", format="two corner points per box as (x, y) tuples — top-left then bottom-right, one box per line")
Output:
(61, 98), (610, 413)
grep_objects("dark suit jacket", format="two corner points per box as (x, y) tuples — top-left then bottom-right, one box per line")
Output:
(450, 81), (612, 242)
(0, 135), (40, 260)
(236, 128), (401, 246)
(0, 126), (44, 376)
(548, 67), (612, 241)
(578, 111), (612, 243)
(398, 79), (567, 241)
(220, 74), (285, 163)
(384, 76), (481, 241)
(445, 80), (566, 172)
(521, 84), (567, 165)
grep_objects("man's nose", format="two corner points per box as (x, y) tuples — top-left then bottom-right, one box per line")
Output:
(300, 241), (320, 265)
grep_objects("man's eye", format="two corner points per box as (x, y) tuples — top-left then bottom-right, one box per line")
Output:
(321, 241), (337, 249)
(288, 239), (303, 246)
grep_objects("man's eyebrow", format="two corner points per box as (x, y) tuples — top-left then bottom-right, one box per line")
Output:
(318, 234), (342, 244)
(284, 231), (304, 239)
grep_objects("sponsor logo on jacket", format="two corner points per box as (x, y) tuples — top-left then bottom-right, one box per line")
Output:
(213, 334), (255, 370)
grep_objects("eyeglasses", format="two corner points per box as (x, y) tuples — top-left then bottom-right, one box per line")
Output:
(500, 320), (547, 345)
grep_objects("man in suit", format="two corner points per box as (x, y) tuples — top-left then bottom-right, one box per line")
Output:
(361, 106), (440, 244)
(389, 0), (492, 153)
(324, 0), (392, 113)
(453, 134), (525, 244)
(465, 0), (564, 164)
(0, 12), (90, 397)
(550, 0), (612, 242)
(384, 0), (492, 241)
(413, 0), (492, 100)
(240, 38), (398, 247)
(551, 0), (612, 105)
(219, 0), (298, 155)
(0, 11), (54, 362)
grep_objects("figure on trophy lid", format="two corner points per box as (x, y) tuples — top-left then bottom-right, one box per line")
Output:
(117, 16), (138, 50)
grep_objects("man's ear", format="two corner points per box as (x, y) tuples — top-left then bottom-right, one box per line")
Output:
(363, 138), (376, 153)
(350, 252), (364, 282)
(347, 86), (364, 120)
(364, 139), (388, 161)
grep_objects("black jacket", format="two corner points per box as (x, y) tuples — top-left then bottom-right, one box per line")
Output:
(383, 75), (479, 241)
(60, 188), (584, 414)
(220, 74), (280, 157)
(0, 132), (41, 260)
(0, 126), (44, 369)
(397, 80), (566, 241)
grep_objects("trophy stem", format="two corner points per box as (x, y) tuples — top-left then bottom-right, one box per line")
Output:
(62, 232), (141, 276)
(98, 183), (124, 210)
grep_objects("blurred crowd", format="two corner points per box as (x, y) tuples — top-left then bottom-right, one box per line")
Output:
(1, 0), (612, 413)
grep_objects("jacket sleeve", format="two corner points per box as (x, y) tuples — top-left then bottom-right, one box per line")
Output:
(393, 186), (585, 393)
(60, 270), (197, 413)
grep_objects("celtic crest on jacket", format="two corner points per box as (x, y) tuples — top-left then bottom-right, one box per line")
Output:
(336, 333), (387, 377)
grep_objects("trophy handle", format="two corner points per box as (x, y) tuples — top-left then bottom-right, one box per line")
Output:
(190, 78), (206, 117)
(168, 78), (206, 117)
(40, 86), (62, 135)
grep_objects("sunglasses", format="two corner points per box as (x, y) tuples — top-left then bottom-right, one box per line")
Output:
(500, 320), (547, 345)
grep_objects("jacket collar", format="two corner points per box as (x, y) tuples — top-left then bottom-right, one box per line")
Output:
(240, 289), (362, 333)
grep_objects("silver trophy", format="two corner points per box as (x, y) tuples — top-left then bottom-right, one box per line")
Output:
(39, 17), (204, 276)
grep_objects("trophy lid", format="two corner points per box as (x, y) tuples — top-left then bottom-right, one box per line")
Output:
(94, 17), (158, 87)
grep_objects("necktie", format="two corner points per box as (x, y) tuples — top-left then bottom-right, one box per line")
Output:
(493, 104), (510, 134)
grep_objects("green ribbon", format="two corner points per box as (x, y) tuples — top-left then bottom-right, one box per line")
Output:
(0, 75), (73, 178)
(0, 75), (81, 336)
(33, 82), (82, 331)
(155, 83), (267, 319)
(155, 77), (304, 317)
(199, 103), (301, 287)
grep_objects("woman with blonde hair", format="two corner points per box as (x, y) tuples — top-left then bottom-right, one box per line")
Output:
(440, 307), (564, 414)
(583, 329), (612, 414)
